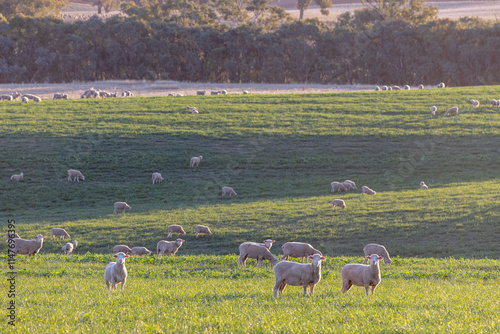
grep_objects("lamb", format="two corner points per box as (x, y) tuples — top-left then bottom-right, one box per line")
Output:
(121, 91), (133, 97)
(21, 96), (29, 103)
(196, 90), (206, 95)
(391, 85), (401, 90)
(330, 182), (347, 193)
(11, 234), (46, 257)
(0, 94), (13, 100)
(167, 225), (186, 238)
(273, 254), (325, 296)
(190, 156), (203, 168)
(22, 94), (42, 102)
(419, 181), (428, 190)
(222, 186), (237, 196)
(62, 240), (78, 255)
(445, 107), (459, 116)
(430, 106), (437, 115)
(343, 180), (357, 190)
(237, 242), (279, 267)
(375, 86), (380, 91)
(10, 172), (23, 181)
(437, 82), (446, 88)
(131, 246), (152, 256)
(113, 245), (132, 254)
(280, 242), (322, 263)
(470, 100), (479, 108)
(361, 186), (376, 195)
(104, 252), (130, 291)
(5, 232), (20, 242)
(51, 228), (70, 240)
(418, 84), (424, 89)
(332, 199), (346, 210)
(157, 238), (185, 257)
(211, 90), (221, 95)
(11, 92), (21, 100)
(221, 90), (228, 94)
(363, 243), (392, 266)
(186, 105), (199, 114)
(53, 93), (68, 100)
(404, 85), (410, 90)
(342, 254), (382, 295)
(113, 202), (131, 214)
(490, 99), (499, 107)
(195, 225), (212, 238)
(152, 172), (164, 184)
(382, 86), (388, 91)
(243, 90), (250, 94)
(67, 169), (85, 182)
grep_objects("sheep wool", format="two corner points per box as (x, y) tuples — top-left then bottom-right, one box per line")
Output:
(104, 252), (130, 291)
(280, 242), (322, 263)
(341, 254), (382, 295)
(273, 254), (325, 296)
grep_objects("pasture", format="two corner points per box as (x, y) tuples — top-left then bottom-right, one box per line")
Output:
(1, 85), (500, 332)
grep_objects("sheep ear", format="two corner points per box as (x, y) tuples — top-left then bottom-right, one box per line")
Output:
(379, 257), (383, 260)
(366, 255), (371, 259)
(182, 240), (185, 242)
(125, 255), (130, 258)
(308, 255), (313, 259)
(271, 240), (275, 243)
(113, 254), (117, 258)
(320, 257), (325, 260)
(42, 236), (47, 238)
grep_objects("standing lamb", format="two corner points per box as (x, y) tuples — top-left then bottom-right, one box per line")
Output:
(330, 182), (347, 193)
(490, 99), (499, 107)
(157, 238), (185, 257)
(419, 181), (428, 190)
(190, 156), (203, 168)
(332, 199), (347, 210)
(437, 82), (446, 88)
(195, 225), (212, 238)
(62, 240), (78, 255)
(11, 235), (46, 257)
(280, 242), (322, 263)
(21, 96), (29, 103)
(363, 243), (392, 266)
(10, 172), (24, 181)
(53, 93), (68, 100)
(238, 242), (278, 267)
(131, 247), (152, 255)
(404, 85), (410, 90)
(51, 228), (70, 240)
(341, 254), (382, 295)
(222, 186), (237, 196)
(470, 100), (479, 108)
(196, 90), (206, 96)
(152, 172), (164, 184)
(273, 254), (325, 297)
(67, 169), (85, 182)
(430, 106), (437, 115)
(113, 202), (131, 214)
(343, 180), (357, 190)
(418, 84), (424, 89)
(167, 225), (186, 238)
(104, 252), (130, 291)
(361, 186), (376, 195)
(445, 107), (459, 116)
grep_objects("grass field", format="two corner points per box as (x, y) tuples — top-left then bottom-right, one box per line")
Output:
(1, 86), (500, 332)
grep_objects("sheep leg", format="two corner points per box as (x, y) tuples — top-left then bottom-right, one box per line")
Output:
(273, 281), (283, 297)
(279, 255), (288, 261)
(309, 284), (315, 295)
(279, 282), (286, 293)
(341, 282), (352, 294)
(167, 232), (172, 238)
(120, 278), (126, 291)
(364, 285), (370, 295)
(105, 280), (110, 290)
(370, 284), (377, 295)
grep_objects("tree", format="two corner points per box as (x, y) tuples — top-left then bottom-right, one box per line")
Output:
(295, 0), (331, 21)
(359, 0), (437, 25)
(0, 0), (68, 20)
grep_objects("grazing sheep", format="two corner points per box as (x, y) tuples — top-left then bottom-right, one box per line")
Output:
(243, 90), (250, 94)
(21, 96), (29, 103)
(67, 169), (85, 182)
(0, 94), (13, 100)
(62, 240), (78, 255)
(167, 225), (186, 238)
(152, 172), (164, 184)
(332, 199), (346, 211)
(445, 107), (459, 116)
(470, 100), (479, 108)
(273, 254), (325, 297)
(113, 202), (131, 214)
(361, 186), (376, 195)
(430, 106), (437, 115)
(10, 172), (23, 181)
(437, 82), (446, 88)
(221, 90), (227, 94)
(53, 93), (68, 100)
(237, 242), (279, 267)
(340, 181), (355, 191)
(196, 90), (206, 96)
(375, 86), (380, 91)
(51, 228), (70, 240)
(104, 252), (129, 291)
(195, 225), (212, 238)
(391, 85), (401, 90)
(211, 90), (221, 95)
(418, 84), (424, 89)
(404, 85), (410, 90)
(131, 247), (152, 256)
(382, 86), (388, 91)
(11, 234), (46, 257)
(222, 186), (237, 196)
(157, 238), (185, 257)
(22, 94), (42, 102)
(490, 99), (499, 107)
(186, 105), (199, 114)
(121, 91), (133, 97)
(331, 182), (348, 193)
(343, 180), (357, 190)
(5, 232), (21, 242)
(341, 254), (382, 295)
(419, 181), (428, 190)
(280, 242), (322, 263)
(190, 156), (203, 168)
(363, 244), (392, 266)
(113, 245), (132, 254)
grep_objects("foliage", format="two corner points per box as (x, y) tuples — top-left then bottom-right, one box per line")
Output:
(0, 0), (69, 20)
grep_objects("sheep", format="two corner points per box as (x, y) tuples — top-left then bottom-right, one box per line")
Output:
(280, 242), (322, 263)
(186, 105), (199, 114)
(0, 94), (13, 100)
(470, 100), (479, 108)
(332, 199), (347, 211)
(5, 232), (20, 242)
(418, 84), (424, 89)
(131, 246), (152, 256)
(273, 254), (325, 296)
(437, 82), (446, 88)
(330, 182), (347, 193)
(122, 91), (133, 97)
(196, 90), (206, 95)
(419, 181), (428, 190)
(363, 243), (392, 266)
(11, 234), (46, 257)
(157, 238), (185, 257)
(67, 169), (85, 182)
(430, 106), (437, 115)
(340, 181), (356, 191)
(391, 85), (401, 90)
(113, 245), (132, 254)
(62, 240), (78, 255)
(382, 86), (388, 91)
(361, 186), (376, 195)
(243, 90), (250, 94)
(195, 225), (212, 238)
(211, 90), (221, 95)
(404, 85), (410, 90)
(22, 94), (42, 102)
(222, 186), (237, 196)
(490, 99), (499, 107)
(341, 254), (382, 295)
(11, 92), (21, 100)
(21, 96), (29, 103)
(152, 172), (164, 184)
(343, 180), (357, 190)
(237, 242), (279, 267)
(10, 172), (23, 181)
(104, 252), (130, 291)
(221, 90), (227, 94)
(375, 86), (380, 91)
(167, 225), (186, 238)
(53, 93), (68, 100)
(113, 202), (131, 214)
(51, 228), (70, 240)
(445, 107), (459, 116)
(190, 156), (203, 168)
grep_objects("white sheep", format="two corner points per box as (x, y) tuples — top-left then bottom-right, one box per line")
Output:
(190, 156), (203, 168)
(273, 254), (325, 296)
(470, 100), (479, 108)
(343, 180), (357, 190)
(53, 93), (68, 100)
(430, 106), (437, 115)
(21, 96), (29, 103)
(361, 186), (376, 195)
(51, 228), (70, 240)
(113, 245), (132, 254)
(391, 85), (401, 90)
(280, 242), (322, 263)
(404, 85), (410, 90)
(437, 82), (446, 88)
(0, 94), (13, 100)
(382, 86), (388, 91)
(445, 107), (459, 116)
(121, 91), (133, 97)
(332, 199), (346, 211)
(11, 234), (46, 257)
(195, 225), (212, 238)
(10, 172), (23, 181)
(104, 252), (130, 291)
(5, 232), (21, 242)
(375, 86), (380, 91)
(67, 169), (85, 182)
(419, 181), (428, 190)
(331, 182), (347, 193)
(222, 186), (237, 196)
(237, 242), (278, 267)
(62, 240), (78, 255)
(490, 99), (499, 107)
(342, 254), (382, 295)
(363, 244), (392, 266)
(157, 238), (185, 257)
(221, 90), (227, 94)
(113, 202), (131, 214)
(211, 90), (221, 95)
(196, 90), (206, 96)
(167, 225), (186, 238)
(152, 172), (164, 184)
(243, 90), (250, 94)
(418, 84), (424, 89)
(131, 246), (152, 256)
(186, 105), (199, 114)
